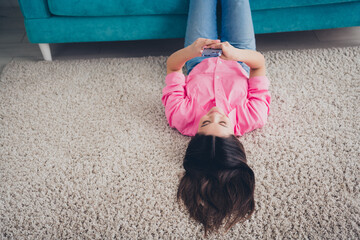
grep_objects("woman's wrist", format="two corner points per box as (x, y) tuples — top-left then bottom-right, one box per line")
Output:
(233, 49), (265, 69)
(185, 45), (202, 59)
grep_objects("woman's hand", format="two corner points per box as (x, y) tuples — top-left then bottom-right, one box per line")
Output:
(167, 38), (220, 74)
(187, 38), (221, 58)
(206, 41), (239, 61)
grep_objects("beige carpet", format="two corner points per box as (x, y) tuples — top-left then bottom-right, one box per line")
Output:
(0, 46), (359, 239)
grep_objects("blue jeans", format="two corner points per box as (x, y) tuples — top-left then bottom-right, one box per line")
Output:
(185, 0), (256, 75)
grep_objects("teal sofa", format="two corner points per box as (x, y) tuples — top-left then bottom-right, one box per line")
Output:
(18, 0), (360, 60)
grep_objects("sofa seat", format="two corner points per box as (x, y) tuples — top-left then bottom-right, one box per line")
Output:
(47, 0), (359, 17)
(250, 0), (359, 10)
(48, 0), (189, 16)
(18, 0), (360, 61)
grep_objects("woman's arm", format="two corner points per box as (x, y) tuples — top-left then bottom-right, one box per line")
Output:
(232, 75), (271, 135)
(231, 48), (266, 78)
(167, 38), (221, 74)
(162, 72), (198, 135)
(166, 47), (195, 74)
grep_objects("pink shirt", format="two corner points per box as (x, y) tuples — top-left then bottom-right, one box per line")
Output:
(162, 57), (271, 136)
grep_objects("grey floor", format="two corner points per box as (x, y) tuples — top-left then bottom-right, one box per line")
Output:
(1, 7), (360, 73)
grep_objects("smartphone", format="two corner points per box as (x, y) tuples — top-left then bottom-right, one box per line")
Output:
(202, 48), (222, 57)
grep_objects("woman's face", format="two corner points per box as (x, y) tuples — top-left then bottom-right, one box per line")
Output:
(197, 107), (234, 137)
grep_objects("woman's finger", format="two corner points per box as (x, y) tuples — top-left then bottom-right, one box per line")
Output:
(220, 55), (228, 60)
(203, 39), (220, 46)
(206, 42), (223, 49)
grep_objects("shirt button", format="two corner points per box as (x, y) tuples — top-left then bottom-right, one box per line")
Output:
(216, 76), (220, 79)
(219, 61), (222, 63)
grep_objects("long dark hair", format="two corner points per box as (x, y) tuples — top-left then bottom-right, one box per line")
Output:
(177, 134), (255, 236)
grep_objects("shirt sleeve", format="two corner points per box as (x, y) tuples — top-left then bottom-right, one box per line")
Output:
(161, 72), (197, 134)
(234, 75), (271, 135)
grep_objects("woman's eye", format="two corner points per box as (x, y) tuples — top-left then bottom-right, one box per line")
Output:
(219, 121), (227, 126)
(201, 120), (210, 127)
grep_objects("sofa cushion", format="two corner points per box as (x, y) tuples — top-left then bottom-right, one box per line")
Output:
(251, 0), (359, 11)
(48, 0), (190, 16)
(48, 0), (358, 17)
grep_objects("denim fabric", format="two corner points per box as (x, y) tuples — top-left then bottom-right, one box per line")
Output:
(184, 0), (256, 75)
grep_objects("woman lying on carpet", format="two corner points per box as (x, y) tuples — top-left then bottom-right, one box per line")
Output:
(162, 0), (271, 236)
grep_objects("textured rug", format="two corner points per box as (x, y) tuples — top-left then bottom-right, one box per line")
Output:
(0, 46), (359, 239)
